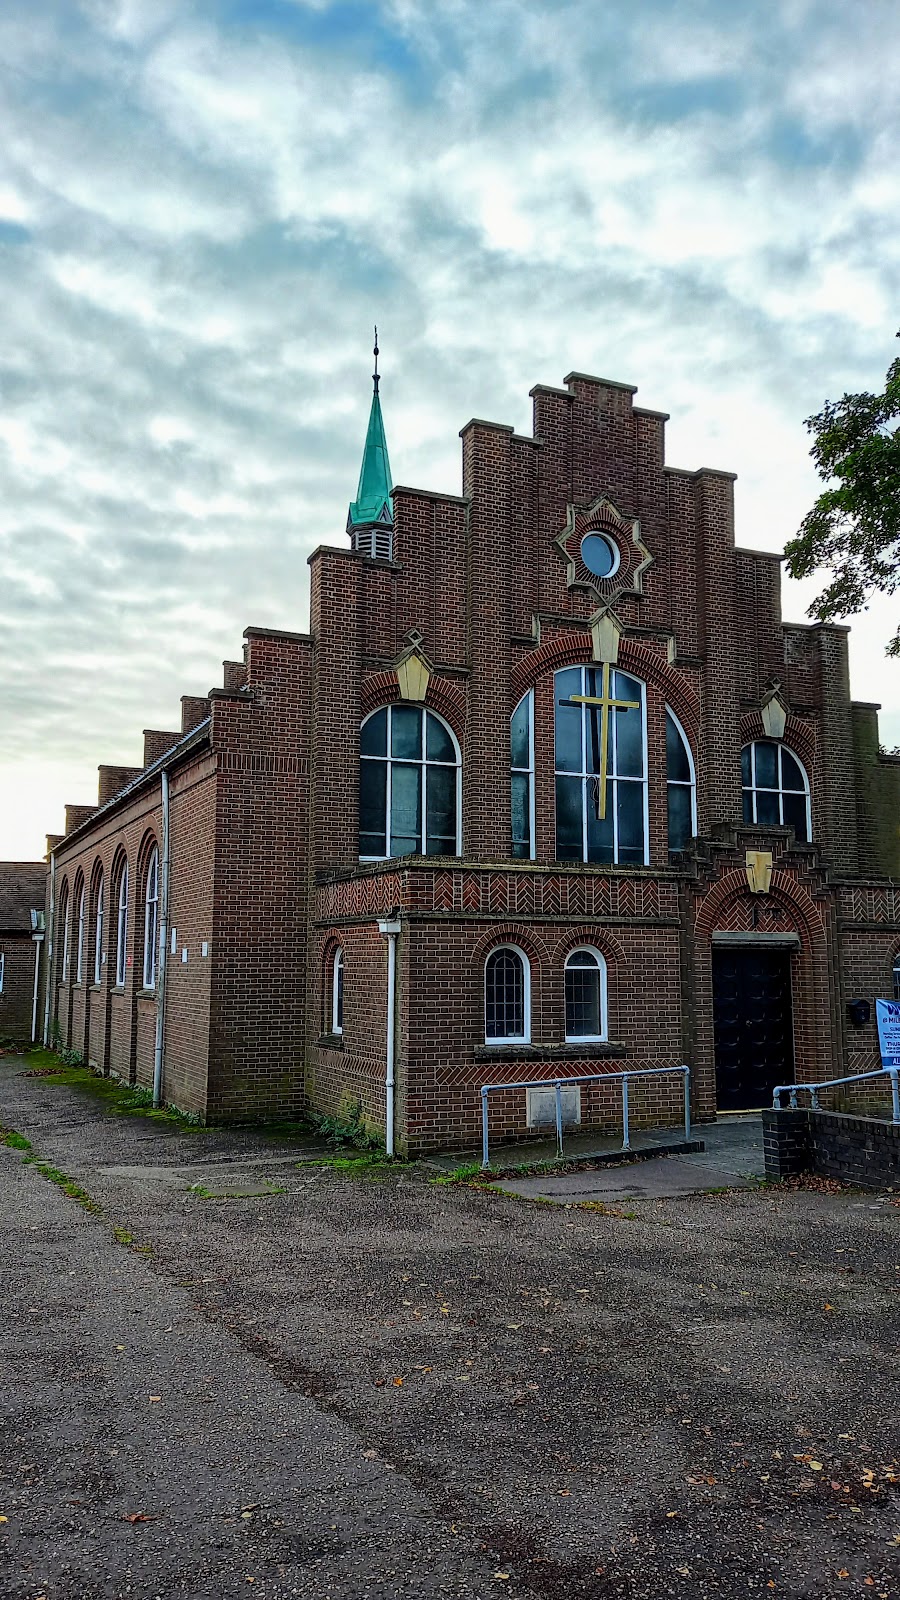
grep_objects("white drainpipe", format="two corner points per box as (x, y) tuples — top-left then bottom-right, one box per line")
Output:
(42, 852), (56, 1046)
(377, 917), (401, 1157)
(153, 770), (171, 1108)
(31, 927), (45, 1043)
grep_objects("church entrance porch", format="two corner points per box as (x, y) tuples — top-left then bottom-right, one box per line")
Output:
(712, 944), (795, 1111)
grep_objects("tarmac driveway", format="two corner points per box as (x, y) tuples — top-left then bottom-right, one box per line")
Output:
(1, 1060), (899, 1600)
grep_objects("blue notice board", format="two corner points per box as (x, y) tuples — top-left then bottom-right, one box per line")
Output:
(876, 999), (900, 1067)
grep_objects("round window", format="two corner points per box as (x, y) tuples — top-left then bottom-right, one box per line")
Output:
(580, 532), (619, 578)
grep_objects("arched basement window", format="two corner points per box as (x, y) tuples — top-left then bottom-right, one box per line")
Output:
(484, 945), (530, 1044)
(143, 847), (159, 990)
(564, 947), (608, 1042)
(93, 871), (104, 985)
(510, 691), (534, 860)
(666, 708), (697, 855)
(115, 862), (129, 987)
(741, 741), (810, 842)
(332, 948), (344, 1034)
(554, 665), (648, 864)
(359, 705), (460, 859)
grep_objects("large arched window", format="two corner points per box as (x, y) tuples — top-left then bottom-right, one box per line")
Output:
(93, 870), (104, 985)
(741, 741), (810, 842)
(115, 860), (128, 987)
(143, 847), (159, 990)
(359, 705), (460, 860)
(484, 945), (530, 1044)
(331, 947), (344, 1034)
(564, 947), (608, 1042)
(75, 878), (86, 984)
(554, 666), (648, 864)
(666, 708), (697, 855)
(510, 691), (535, 859)
(59, 882), (71, 982)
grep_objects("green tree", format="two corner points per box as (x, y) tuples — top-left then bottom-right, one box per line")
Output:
(784, 334), (900, 656)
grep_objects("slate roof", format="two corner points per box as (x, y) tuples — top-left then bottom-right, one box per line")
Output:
(0, 862), (46, 933)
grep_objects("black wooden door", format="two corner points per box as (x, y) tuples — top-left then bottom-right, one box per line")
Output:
(712, 948), (794, 1110)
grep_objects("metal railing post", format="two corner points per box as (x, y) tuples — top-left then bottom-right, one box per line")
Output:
(683, 1065), (691, 1142)
(621, 1076), (631, 1151)
(481, 1086), (490, 1170)
(554, 1081), (564, 1159)
(891, 1070), (900, 1125)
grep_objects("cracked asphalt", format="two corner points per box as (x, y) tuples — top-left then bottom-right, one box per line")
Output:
(1, 1058), (899, 1600)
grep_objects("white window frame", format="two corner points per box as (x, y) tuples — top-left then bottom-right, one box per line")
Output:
(484, 943), (531, 1045)
(564, 945), (609, 1043)
(115, 863), (128, 987)
(143, 847), (159, 991)
(93, 871), (104, 985)
(331, 947), (344, 1034)
(359, 705), (462, 862)
(0, 951), (5, 993)
(510, 689), (536, 860)
(75, 881), (86, 984)
(665, 706), (697, 851)
(554, 665), (650, 866)
(742, 741), (811, 839)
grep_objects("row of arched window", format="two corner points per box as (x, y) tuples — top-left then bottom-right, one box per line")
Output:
(358, 670), (812, 864)
(56, 846), (159, 992)
(329, 943), (609, 1044)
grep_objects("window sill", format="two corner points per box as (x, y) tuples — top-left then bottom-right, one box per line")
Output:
(111, 986), (126, 995)
(316, 1033), (344, 1051)
(474, 1042), (627, 1063)
(136, 989), (158, 1001)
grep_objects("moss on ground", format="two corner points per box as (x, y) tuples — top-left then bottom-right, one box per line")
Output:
(10, 1049), (204, 1131)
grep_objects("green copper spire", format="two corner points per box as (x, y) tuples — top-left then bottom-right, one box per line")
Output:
(347, 328), (393, 535)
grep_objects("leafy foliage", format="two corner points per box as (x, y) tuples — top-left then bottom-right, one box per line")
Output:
(308, 1097), (383, 1152)
(784, 334), (900, 655)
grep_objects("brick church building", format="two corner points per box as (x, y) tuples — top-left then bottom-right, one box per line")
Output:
(43, 356), (900, 1150)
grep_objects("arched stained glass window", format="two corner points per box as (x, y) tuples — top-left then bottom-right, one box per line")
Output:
(359, 706), (460, 860)
(75, 880), (86, 983)
(510, 691), (534, 860)
(564, 947), (608, 1041)
(332, 948), (344, 1034)
(115, 862), (128, 987)
(143, 847), (159, 990)
(93, 871), (104, 985)
(554, 666), (647, 865)
(741, 741), (810, 842)
(666, 709), (697, 855)
(59, 884), (71, 982)
(484, 946), (530, 1044)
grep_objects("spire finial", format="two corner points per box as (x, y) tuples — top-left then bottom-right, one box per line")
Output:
(373, 325), (380, 394)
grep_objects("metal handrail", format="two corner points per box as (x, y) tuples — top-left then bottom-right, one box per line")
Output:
(479, 1063), (691, 1170)
(773, 1066), (900, 1123)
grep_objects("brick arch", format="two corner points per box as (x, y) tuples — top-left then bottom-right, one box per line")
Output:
(471, 923), (545, 967)
(695, 868), (826, 952)
(511, 634), (700, 742)
(136, 828), (159, 882)
(738, 712), (817, 773)
(549, 923), (626, 966)
(359, 673), (466, 748)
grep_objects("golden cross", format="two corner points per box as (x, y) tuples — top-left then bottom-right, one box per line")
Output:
(561, 663), (640, 820)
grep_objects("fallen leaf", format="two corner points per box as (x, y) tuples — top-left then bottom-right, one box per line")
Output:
(837, 1570), (850, 1580)
(362, 1449), (377, 1460)
(494, 1574), (510, 1581)
(148, 1396), (161, 1403)
(823, 1303), (834, 1311)
(666, 1511), (678, 1518)
(392, 1377), (404, 1387)
(122, 1513), (158, 1523)
(810, 1461), (824, 1472)
(0, 1517), (7, 1524)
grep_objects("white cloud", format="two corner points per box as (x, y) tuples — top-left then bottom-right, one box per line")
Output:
(0, 0), (898, 857)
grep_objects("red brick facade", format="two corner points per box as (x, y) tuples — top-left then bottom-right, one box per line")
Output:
(42, 370), (900, 1148)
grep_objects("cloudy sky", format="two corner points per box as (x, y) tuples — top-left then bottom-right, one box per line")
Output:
(2, 0), (898, 860)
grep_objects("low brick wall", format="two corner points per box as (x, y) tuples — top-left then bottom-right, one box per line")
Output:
(762, 1107), (900, 1190)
